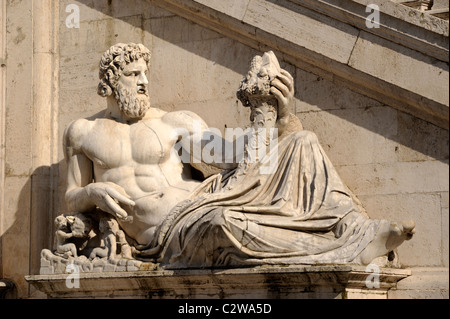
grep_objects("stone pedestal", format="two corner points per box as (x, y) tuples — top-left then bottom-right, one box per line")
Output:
(0, 279), (15, 299)
(25, 265), (410, 299)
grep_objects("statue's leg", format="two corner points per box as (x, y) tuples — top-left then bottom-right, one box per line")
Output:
(89, 247), (108, 260)
(57, 243), (78, 258)
(69, 243), (78, 258)
(286, 131), (416, 265)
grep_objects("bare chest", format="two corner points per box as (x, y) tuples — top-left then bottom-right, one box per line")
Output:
(83, 119), (174, 169)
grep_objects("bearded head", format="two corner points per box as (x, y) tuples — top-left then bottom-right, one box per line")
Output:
(97, 43), (151, 119)
(113, 81), (150, 119)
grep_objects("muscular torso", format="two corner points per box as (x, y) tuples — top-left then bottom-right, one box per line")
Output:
(72, 110), (204, 245)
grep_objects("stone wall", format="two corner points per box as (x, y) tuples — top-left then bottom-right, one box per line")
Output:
(0, 0), (448, 298)
(295, 70), (449, 298)
(1, 0), (60, 298)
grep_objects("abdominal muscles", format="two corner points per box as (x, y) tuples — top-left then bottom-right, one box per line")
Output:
(97, 164), (202, 245)
(119, 185), (194, 245)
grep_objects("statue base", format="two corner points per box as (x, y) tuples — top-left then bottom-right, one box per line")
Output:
(25, 265), (410, 299)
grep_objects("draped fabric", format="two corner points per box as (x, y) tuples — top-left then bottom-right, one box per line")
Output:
(138, 131), (381, 268)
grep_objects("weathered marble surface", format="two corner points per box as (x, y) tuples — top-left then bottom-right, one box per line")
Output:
(40, 43), (415, 274)
(27, 265), (412, 299)
(1, 0), (446, 300)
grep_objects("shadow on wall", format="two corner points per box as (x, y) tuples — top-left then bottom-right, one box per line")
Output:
(72, 0), (448, 164)
(0, 163), (61, 298)
(1, 176), (31, 298)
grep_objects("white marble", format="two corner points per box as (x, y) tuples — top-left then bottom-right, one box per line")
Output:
(41, 44), (415, 273)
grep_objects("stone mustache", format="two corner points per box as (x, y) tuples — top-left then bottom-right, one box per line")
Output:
(40, 43), (415, 274)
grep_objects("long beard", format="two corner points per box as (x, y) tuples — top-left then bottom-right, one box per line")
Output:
(250, 105), (277, 129)
(247, 104), (277, 160)
(114, 83), (150, 119)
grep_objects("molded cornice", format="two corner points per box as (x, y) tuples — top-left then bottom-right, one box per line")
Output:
(149, 0), (449, 129)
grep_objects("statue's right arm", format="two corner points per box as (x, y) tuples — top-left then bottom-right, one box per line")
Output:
(64, 119), (96, 213)
(63, 120), (135, 218)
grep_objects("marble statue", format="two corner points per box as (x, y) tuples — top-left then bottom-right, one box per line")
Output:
(40, 43), (415, 273)
(89, 216), (130, 260)
(54, 215), (78, 258)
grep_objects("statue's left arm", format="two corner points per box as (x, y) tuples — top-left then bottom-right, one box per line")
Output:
(166, 111), (239, 171)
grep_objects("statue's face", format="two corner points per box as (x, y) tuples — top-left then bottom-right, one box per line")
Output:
(114, 58), (150, 119)
(55, 216), (68, 229)
(118, 58), (149, 93)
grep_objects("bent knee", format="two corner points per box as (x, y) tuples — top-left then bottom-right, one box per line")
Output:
(290, 130), (318, 144)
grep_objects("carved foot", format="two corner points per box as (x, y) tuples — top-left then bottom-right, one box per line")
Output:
(386, 220), (415, 251)
(355, 220), (415, 265)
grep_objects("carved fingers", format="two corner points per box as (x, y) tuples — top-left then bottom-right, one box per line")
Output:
(270, 70), (294, 118)
(85, 182), (135, 220)
(105, 185), (135, 206)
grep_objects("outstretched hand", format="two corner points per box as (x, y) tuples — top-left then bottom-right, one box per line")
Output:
(84, 182), (135, 220)
(270, 69), (294, 120)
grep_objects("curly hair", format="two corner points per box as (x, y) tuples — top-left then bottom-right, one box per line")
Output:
(97, 43), (151, 97)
